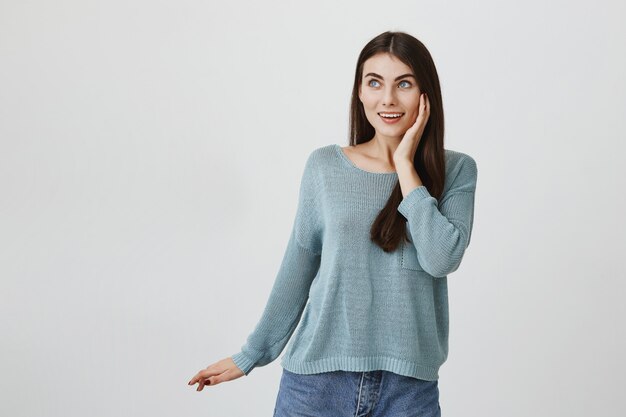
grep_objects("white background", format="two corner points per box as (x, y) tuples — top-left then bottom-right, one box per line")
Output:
(1, 0), (625, 416)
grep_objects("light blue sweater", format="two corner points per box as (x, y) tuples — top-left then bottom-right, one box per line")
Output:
(231, 144), (478, 381)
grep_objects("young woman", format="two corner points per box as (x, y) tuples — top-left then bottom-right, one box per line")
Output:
(188, 30), (478, 417)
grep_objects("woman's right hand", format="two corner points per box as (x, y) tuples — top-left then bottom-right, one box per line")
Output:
(187, 356), (245, 391)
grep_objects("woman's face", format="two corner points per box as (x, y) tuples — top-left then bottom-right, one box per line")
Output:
(358, 53), (422, 140)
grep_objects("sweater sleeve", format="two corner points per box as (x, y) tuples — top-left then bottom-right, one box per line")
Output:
(397, 154), (477, 278)
(230, 152), (323, 376)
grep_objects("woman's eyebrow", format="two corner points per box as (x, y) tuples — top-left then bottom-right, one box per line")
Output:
(364, 72), (416, 81)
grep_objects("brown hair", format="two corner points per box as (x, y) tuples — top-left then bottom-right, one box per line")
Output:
(348, 31), (446, 253)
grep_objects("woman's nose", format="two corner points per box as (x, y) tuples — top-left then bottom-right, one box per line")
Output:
(382, 86), (397, 105)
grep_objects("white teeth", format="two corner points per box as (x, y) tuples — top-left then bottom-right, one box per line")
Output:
(380, 113), (403, 118)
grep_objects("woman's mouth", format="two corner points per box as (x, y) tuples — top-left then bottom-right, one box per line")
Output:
(378, 112), (405, 124)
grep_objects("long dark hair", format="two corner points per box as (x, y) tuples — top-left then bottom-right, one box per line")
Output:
(349, 31), (446, 253)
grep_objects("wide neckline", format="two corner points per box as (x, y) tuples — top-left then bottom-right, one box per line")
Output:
(334, 144), (398, 176)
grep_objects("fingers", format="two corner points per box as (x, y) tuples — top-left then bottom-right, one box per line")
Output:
(188, 357), (245, 391)
(188, 367), (209, 385)
(188, 368), (217, 390)
(418, 93), (430, 120)
(198, 376), (211, 391)
(188, 367), (235, 391)
(196, 373), (212, 391)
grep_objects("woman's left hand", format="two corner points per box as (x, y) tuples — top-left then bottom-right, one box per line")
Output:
(393, 92), (430, 164)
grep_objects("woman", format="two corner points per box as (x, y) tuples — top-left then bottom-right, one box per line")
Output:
(188, 30), (478, 417)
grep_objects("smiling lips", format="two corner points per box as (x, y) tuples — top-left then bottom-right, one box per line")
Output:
(378, 112), (405, 124)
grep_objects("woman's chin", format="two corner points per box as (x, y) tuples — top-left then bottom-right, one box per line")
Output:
(377, 123), (407, 134)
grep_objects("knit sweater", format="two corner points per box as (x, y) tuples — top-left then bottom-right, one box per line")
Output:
(231, 143), (478, 381)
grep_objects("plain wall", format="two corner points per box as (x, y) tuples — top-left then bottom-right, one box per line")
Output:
(1, 0), (625, 416)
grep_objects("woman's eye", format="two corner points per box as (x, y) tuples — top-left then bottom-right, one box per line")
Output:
(368, 79), (412, 88)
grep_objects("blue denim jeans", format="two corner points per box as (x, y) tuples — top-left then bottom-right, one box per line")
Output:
(273, 368), (441, 417)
